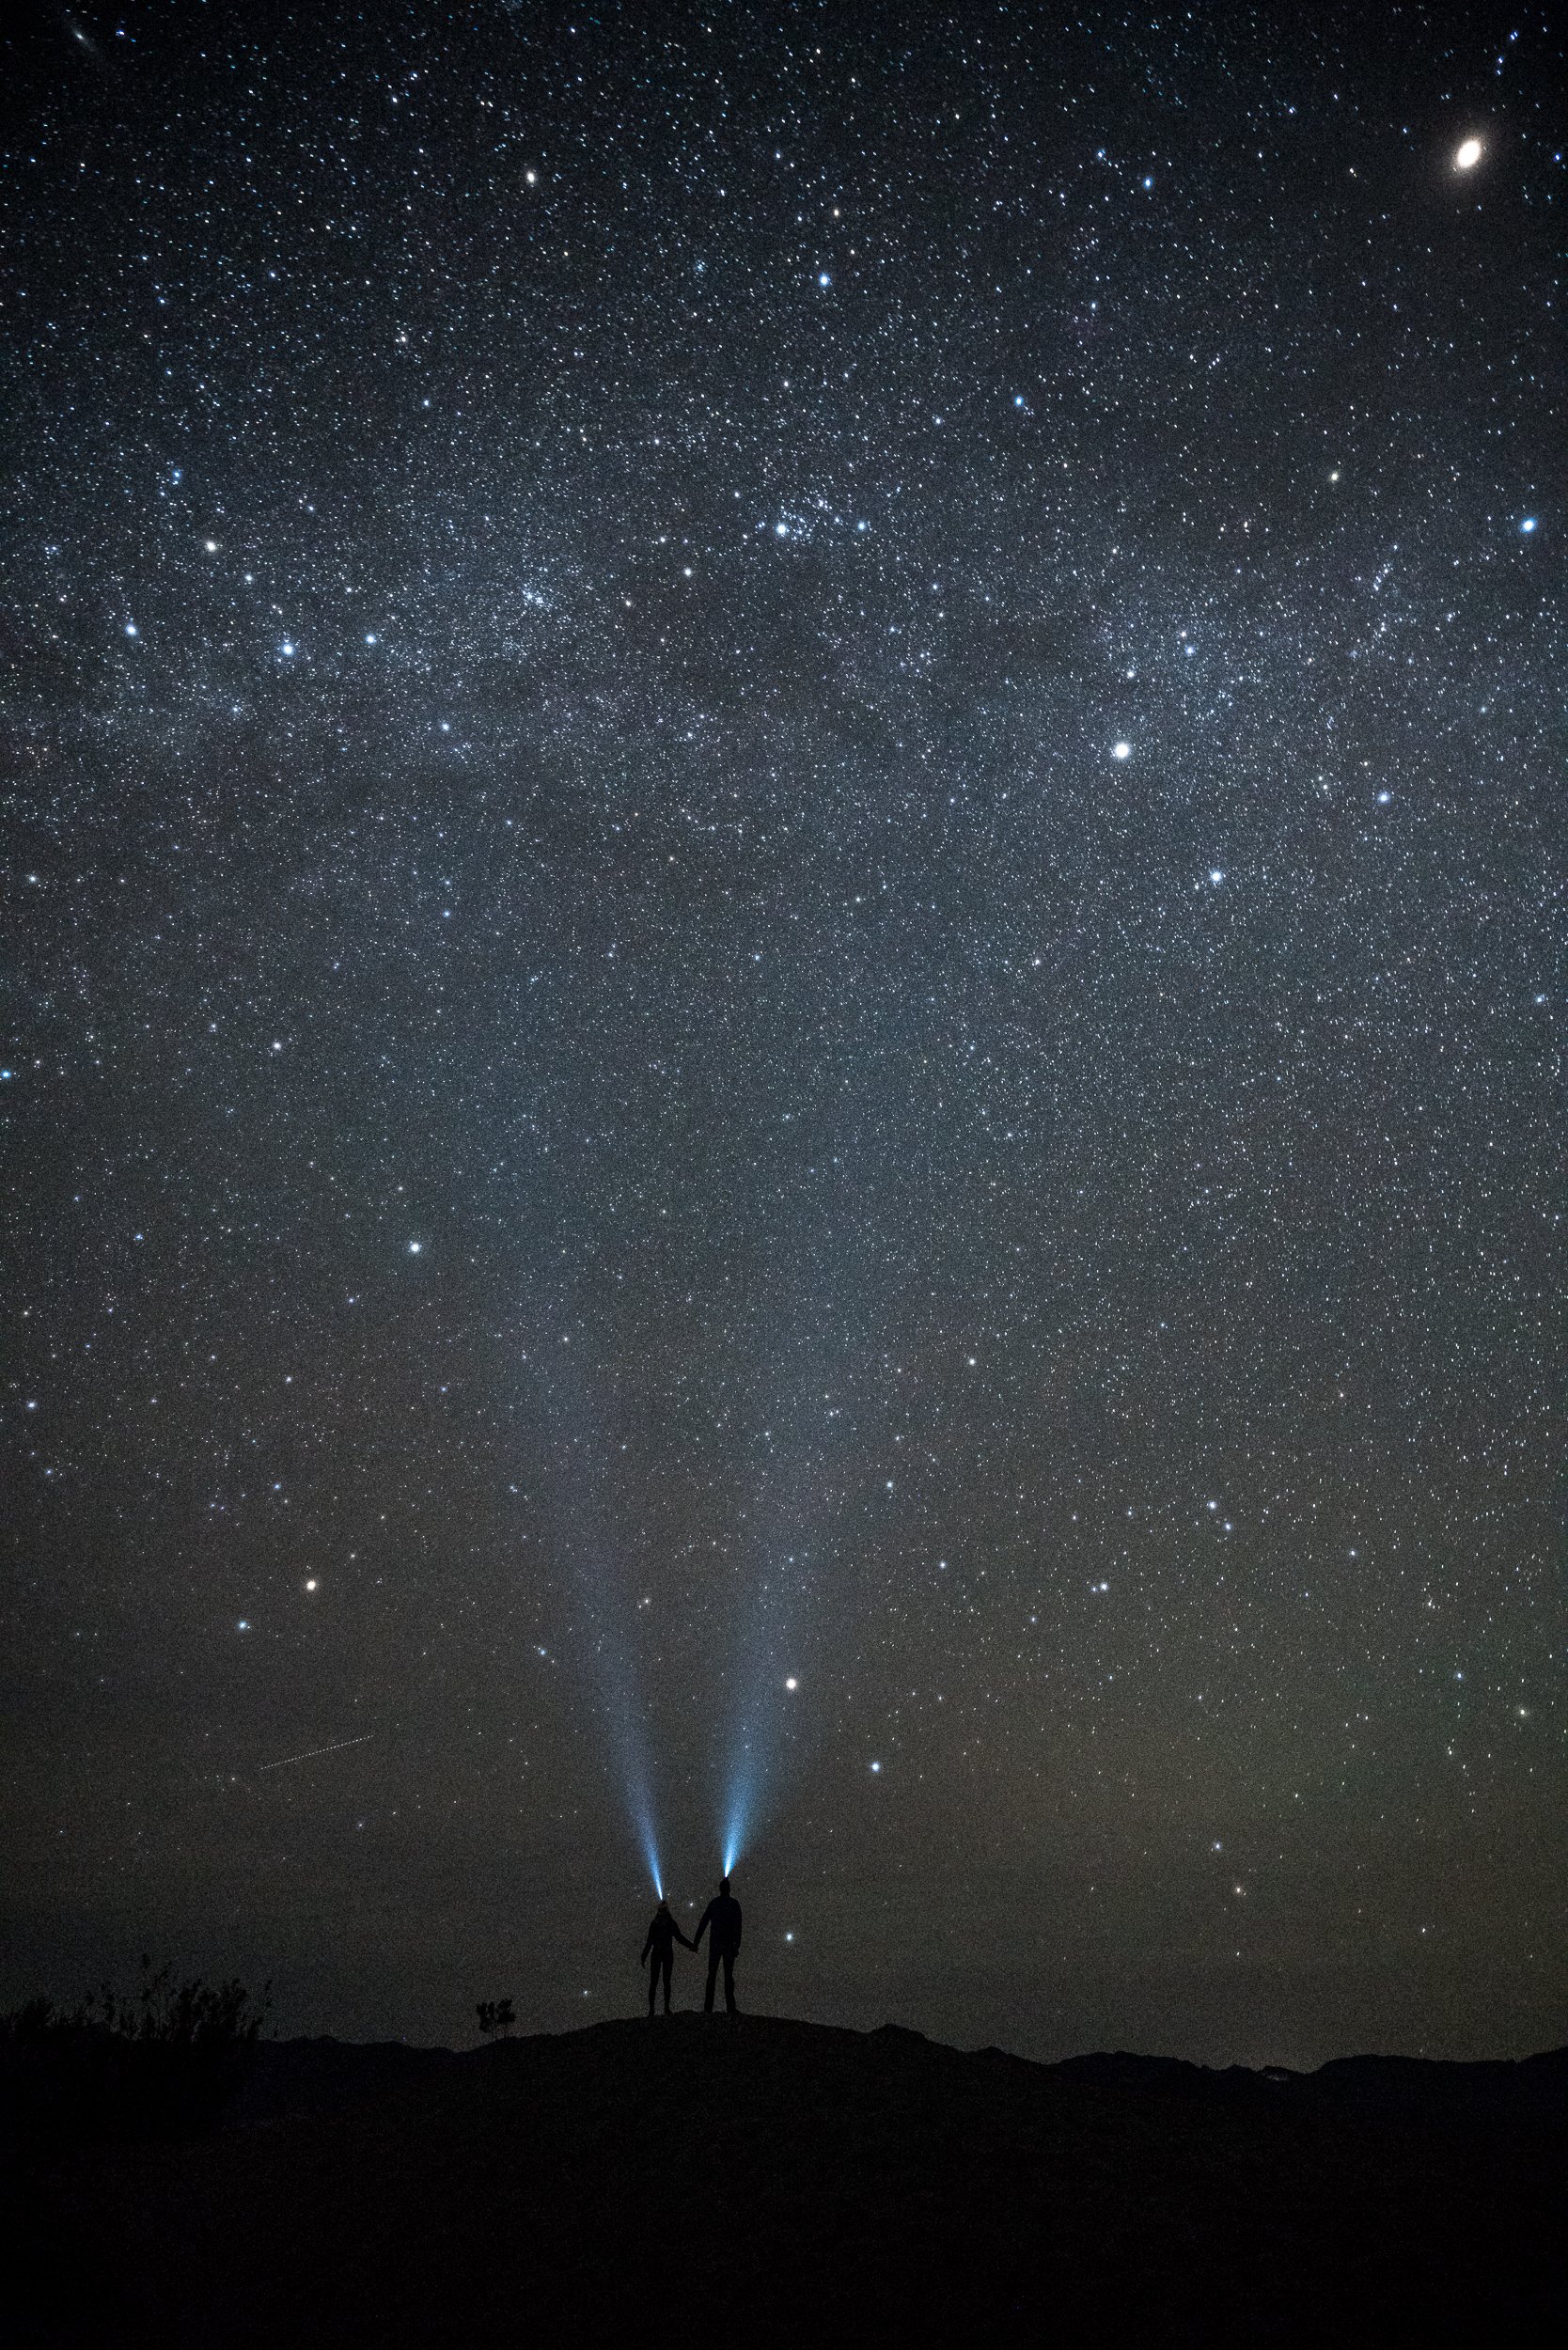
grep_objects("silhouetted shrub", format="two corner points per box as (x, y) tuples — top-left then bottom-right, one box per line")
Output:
(0, 1958), (270, 2144)
(476, 1998), (516, 2041)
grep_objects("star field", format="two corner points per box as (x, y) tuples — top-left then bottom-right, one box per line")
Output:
(2, 2), (1563, 2063)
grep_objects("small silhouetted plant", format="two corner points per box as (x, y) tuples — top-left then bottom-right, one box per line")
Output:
(476, 1998), (516, 2041)
(0, 1957), (271, 2143)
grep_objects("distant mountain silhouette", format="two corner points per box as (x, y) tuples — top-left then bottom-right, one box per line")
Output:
(11, 2014), (1566, 2345)
(223, 2032), (461, 2125)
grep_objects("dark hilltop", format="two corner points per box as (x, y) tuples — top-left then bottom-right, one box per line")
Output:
(12, 2013), (1566, 2346)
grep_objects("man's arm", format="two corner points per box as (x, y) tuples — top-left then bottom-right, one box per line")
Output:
(639, 1929), (653, 1964)
(692, 1902), (713, 1949)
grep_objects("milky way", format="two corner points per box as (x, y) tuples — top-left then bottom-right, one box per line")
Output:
(3, 3), (1562, 2064)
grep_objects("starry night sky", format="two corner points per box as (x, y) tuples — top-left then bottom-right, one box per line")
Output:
(3, 2), (1563, 2065)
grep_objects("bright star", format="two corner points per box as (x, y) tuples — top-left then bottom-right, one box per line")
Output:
(1112, 741), (1131, 760)
(1209, 869), (1225, 885)
(1519, 516), (1537, 533)
(1454, 137), (1482, 170)
(784, 1676), (798, 1690)
(407, 1240), (423, 1254)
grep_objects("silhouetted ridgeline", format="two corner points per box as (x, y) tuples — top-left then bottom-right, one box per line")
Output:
(10, 2014), (1567, 2346)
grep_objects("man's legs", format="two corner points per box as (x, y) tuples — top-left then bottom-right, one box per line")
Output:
(704, 1951), (719, 2013)
(658, 1950), (673, 2013)
(647, 1956), (659, 2018)
(722, 1950), (738, 2014)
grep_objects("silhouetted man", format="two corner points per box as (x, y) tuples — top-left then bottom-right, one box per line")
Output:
(693, 1874), (744, 2014)
(640, 1896), (693, 2018)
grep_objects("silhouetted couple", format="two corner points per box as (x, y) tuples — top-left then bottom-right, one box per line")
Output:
(640, 1876), (744, 2017)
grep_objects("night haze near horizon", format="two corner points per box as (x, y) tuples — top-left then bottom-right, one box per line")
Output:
(2, 1), (1563, 2070)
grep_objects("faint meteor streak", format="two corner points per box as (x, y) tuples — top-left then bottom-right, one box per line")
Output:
(258, 1733), (374, 1772)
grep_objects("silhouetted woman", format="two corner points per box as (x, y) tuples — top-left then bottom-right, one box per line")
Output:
(640, 1896), (693, 2017)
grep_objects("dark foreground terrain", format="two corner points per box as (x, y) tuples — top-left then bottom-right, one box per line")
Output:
(10, 2013), (1567, 2345)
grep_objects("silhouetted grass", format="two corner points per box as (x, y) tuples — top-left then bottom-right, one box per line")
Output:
(0, 1958), (269, 2144)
